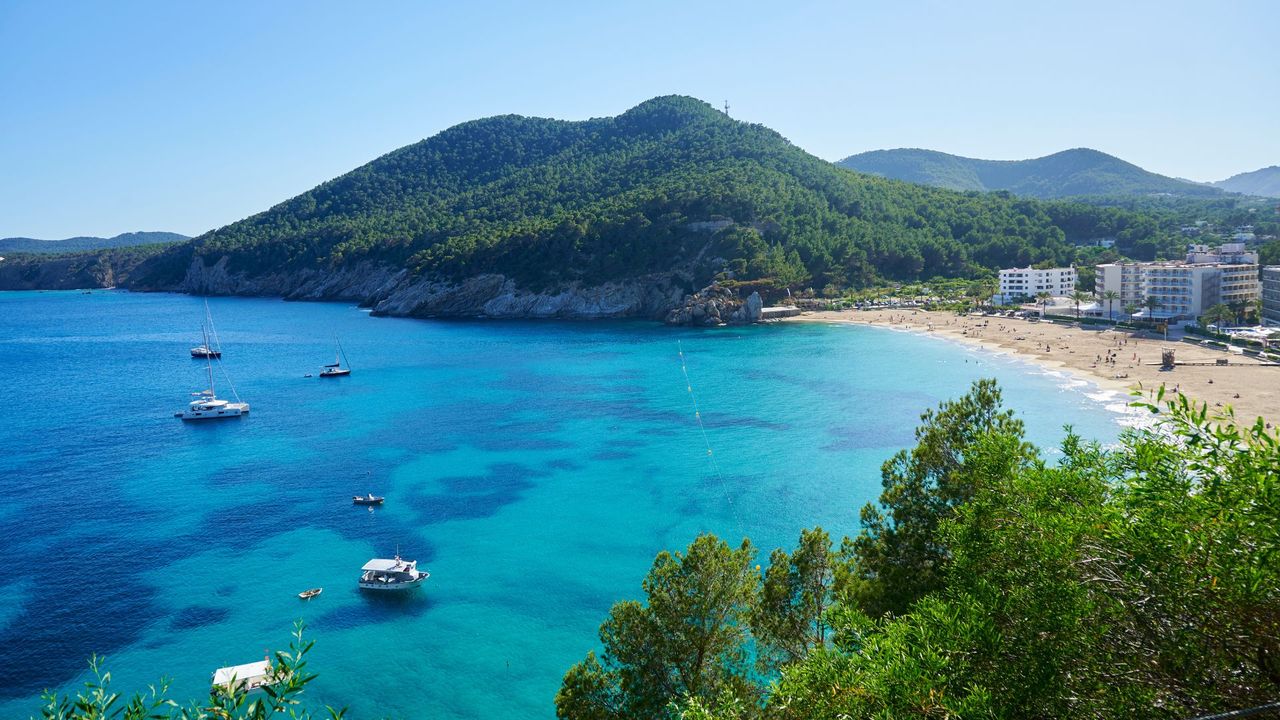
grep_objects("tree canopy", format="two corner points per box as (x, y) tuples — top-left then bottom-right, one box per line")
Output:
(558, 383), (1280, 719)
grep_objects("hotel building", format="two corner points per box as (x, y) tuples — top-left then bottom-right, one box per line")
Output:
(1095, 243), (1260, 322)
(1263, 266), (1280, 326)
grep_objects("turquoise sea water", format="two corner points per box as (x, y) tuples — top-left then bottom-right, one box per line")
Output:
(0, 291), (1133, 718)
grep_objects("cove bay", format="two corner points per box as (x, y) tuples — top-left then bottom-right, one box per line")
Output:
(0, 290), (1131, 718)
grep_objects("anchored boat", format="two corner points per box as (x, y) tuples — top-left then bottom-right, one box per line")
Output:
(352, 494), (384, 506)
(358, 553), (428, 592)
(319, 336), (351, 377)
(190, 300), (224, 358)
(176, 352), (249, 420)
(298, 587), (323, 600)
(211, 658), (272, 694)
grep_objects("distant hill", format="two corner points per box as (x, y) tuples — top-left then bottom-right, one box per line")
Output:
(0, 231), (187, 254)
(9, 97), (1180, 313)
(1213, 166), (1280, 198)
(837, 148), (1224, 199)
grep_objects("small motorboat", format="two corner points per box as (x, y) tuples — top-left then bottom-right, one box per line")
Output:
(298, 588), (323, 600)
(353, 494), (384, 506)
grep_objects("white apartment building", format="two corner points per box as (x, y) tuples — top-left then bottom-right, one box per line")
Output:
(1095, 258), (1261, 322)
(1095, 262), (1147, 312)
(1263, 266), (1280, 326)
(995, 266), (1076, 303)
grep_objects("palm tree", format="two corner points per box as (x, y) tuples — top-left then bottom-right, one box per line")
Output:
(1102, 290), (1119, 321)
(1142, 296), (1162, 322)
(1201, 303), (1234, 330)
(1071, 290), (1090, 318)
(1228, 301), (1248, 326)
(1035, 291), (1051, 318)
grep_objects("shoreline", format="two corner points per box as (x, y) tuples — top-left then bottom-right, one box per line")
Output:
(783, 308), (1277, 429)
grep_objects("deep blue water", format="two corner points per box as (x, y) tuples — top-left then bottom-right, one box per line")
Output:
(0, 291), (1133, 718)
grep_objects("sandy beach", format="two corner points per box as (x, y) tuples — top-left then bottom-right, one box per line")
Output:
(786, 308), (1278, 429)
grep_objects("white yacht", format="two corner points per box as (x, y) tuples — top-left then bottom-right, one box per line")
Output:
(190, 301), (224, 358)
(176, 357), (249, 420)
(358, 554), (429, 592)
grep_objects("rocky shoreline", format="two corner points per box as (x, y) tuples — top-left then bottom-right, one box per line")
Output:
(45, 253), (759, 325)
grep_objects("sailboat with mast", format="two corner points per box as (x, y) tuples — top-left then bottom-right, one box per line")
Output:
(190, 300), (223, 359)
(175, 353), (250, 420)
(319, 337), (351, 378)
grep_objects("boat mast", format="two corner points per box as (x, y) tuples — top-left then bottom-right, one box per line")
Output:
(205, 298), (222, 354)
(336, 336), (350, 370)
(205, 351), (217, 399)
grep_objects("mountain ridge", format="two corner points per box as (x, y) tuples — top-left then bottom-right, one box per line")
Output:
(1213, 165), (1280, 198)
(837, 147), (1225, 199)
(0, 231), (188, 254)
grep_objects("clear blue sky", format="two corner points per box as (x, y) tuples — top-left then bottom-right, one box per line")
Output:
(1, 0), (1276, 239)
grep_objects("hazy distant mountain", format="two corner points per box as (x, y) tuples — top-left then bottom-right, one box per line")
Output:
(0, 231), (188, 254)
(837, 148), (1224, 199)
(1213, 166), (1280, 198)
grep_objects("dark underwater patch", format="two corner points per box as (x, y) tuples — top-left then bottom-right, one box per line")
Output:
(590, 450), (634, 461)
(406, 463), (545, 524)
(308, 590), (436, 634)
(0, 542), (159, 700)
(169, 605), (230, 631)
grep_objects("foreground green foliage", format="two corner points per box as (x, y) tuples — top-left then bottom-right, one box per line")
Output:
(845, 379), (1035, 617)
(559, 383), (1280, 719)
(35, 622), (342, 720)
(556, 535), (764, 718)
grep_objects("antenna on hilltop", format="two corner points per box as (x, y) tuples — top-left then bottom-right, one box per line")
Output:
(723, 100), (730, 116)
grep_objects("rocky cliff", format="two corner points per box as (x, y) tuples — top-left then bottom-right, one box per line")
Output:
(168, 254), (748, 322)
(2, 245), (768, 326)
(0, 252), (126, 290)
(664, 284), (763, 326)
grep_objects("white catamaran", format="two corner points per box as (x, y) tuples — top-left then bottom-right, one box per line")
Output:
(176, 353), (249, 420)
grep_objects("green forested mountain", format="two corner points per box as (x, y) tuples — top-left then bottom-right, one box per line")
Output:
(0, 231), (187, 254)
(837, 148), (1224, 199)
(130, 97), (1179, 300)
(1214, 165), (1280, 197)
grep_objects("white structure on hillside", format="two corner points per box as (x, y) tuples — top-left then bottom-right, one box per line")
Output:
(1263, 266), (1280, 326)
(994, 266), (1076, 304)
(1185, 242), (1258, 265)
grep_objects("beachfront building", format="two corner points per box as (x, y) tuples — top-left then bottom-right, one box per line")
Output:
(1218, 263), (1262, 309)
(1141, 264), (1220, 320)
(1095, 255), (1261, 322)
(1095, 262), (1147, 314)
(994, 266), (1076, 304)
(1263, 266), (1280, 326)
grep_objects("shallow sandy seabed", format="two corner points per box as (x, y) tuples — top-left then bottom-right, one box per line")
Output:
(785, 308), (1278, 430)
